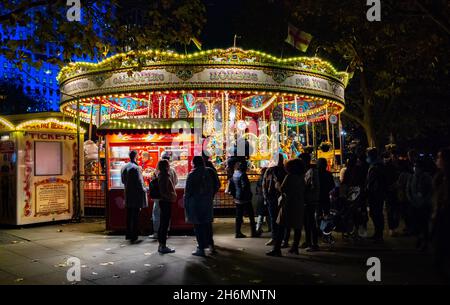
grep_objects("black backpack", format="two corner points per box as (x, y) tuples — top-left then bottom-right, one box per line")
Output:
(149, 177), (161, 199)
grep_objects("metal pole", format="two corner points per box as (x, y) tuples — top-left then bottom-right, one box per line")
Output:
(306, 121), (309, 146)
(312, 121), (316, 159)
(332, 119), (336, 169)
(147, 92), (151, 118)
(326, 106), (330, 142)
(295, 96), (299, 138)
(75, 98), (81, 222)
(88, 102), (93, 140)
(338, 114), (344, 165)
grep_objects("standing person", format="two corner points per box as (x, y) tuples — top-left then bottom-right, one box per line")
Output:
(230, 159), (259, 238)
(263, 154), (287, 246)
(407, 159), (433, 251)
(432, 147), (450, 279)
(383, 151), (401, 237)
(255, 167), (268, 235)
(203, 152), (220, 253)
(266, 159), (305, 256)
(397, 159), (413, 236)
(341, 156), (367, 237)
(184, 156), (220, 257)
(156, 159), (177, 254)
(317, 158), (335, 218)
(300, 153), (320, 252)
(366, 148), (386, 243)
(150, 152), (178, 240)
(121, 150), (148, 243)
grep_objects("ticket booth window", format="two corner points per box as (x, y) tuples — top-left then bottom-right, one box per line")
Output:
(34, 141), (62, 176)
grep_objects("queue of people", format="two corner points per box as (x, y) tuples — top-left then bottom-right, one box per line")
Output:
(120, 146), (450, 279)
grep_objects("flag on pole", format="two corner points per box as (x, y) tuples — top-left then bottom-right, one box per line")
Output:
(285, 24), (312, 52)
(190, 37), (202, 50)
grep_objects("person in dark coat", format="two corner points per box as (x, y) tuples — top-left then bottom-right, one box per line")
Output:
(255, 167), (269, 235)
(262, 154), (287, 246)
(121, 150), (148, 243)
(156, 159), (178, 254)
(317, 158), (335, 218)
(202, 153), (220, 253)
(230, 160), (259, 238)
(266, 159), (306, 256)
(366, 147), (386, 243)
(300, 153), (320, 251)
(407, 159), (433, 251)
(432, 147), (450, 280)
(184, 156), (220, 257)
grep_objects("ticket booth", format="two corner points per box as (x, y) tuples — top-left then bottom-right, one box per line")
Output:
(0, 114), (84, 225)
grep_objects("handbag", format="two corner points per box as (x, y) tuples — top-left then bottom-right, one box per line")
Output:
(149, 177), (161, 199)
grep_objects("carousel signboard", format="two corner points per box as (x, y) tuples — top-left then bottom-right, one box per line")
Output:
(60, 67), (346, 103)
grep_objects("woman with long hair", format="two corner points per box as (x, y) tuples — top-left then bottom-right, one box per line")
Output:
(156, 159), (177, 254)
(266, 159), (306, 256)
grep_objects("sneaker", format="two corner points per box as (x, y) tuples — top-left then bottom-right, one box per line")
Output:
(149, 234), (158, 240)
(192, 248), (206, 257)
(209, 247), (218, 255)
(235, 232), (247, 238)
(281, 242), (290, 249)
(266, 249), (282, 257)
(158, 246), (175, 254)
(265, 239), (275, 246)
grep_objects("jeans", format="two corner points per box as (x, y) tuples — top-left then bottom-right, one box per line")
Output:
(235, 201), (256, 235)
(304, 204), (319, 246)
(126, 207), (140, 240)
(267, 198), (279, 240)
(152, 200), (160, 234)
(369, 198), (385, 239)
(158, 201), (172, 246)
(194, 223), (210, 249)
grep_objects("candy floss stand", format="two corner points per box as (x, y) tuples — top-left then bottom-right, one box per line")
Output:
(0, 114), (84, 225)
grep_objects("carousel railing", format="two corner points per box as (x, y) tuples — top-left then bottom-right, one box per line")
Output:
(80, 174), (106, 217)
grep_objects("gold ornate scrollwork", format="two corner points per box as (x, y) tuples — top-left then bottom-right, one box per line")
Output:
(263, 69), (294, 83)
(165, 66), (205, 81)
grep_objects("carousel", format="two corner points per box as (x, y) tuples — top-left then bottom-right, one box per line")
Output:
(57, 47), (350, 231)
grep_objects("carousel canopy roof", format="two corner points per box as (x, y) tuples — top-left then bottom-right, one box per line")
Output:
(58, 47), (349, 104)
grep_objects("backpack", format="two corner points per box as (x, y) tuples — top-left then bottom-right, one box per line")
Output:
(149, 177), (161, 199)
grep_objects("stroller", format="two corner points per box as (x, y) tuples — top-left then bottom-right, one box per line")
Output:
(319, 186), (362, 246)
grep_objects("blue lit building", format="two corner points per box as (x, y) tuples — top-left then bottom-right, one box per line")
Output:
(0, 3), (110, 113)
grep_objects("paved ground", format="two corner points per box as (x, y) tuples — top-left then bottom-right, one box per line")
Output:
(0, 218), (448, 285)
